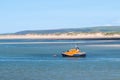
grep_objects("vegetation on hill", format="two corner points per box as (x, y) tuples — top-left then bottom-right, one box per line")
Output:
(14, 26), (120, 35)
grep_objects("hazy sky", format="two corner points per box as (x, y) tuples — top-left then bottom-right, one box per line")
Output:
(0, 0), (120, 33)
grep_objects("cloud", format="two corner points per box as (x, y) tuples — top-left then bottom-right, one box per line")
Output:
(103, 19), (120, 26)
(114, 20), (120, 24)
(103, 24), (112, 26)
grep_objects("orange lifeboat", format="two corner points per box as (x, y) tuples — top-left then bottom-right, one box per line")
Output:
(62, 47), (86, 57)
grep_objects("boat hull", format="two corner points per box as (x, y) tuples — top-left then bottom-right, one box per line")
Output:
(62, 53), (86, 57)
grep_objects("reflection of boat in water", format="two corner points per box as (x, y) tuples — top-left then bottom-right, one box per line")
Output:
(61, 46), (86, 57)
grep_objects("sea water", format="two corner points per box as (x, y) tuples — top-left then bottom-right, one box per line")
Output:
(0, 39), (120, 80)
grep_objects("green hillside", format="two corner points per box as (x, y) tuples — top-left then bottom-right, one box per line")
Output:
(14, 26), (120, 34)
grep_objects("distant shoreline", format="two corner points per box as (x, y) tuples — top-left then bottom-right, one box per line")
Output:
(0, 32), (120, 40)
(0, 38), (120, 40)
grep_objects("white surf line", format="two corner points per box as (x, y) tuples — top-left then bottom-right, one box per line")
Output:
(87, 40), (117, 43)
(86, 44), (120, 47)
(0, 42), (84, 44)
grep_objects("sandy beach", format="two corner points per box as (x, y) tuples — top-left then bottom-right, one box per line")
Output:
(0, 32), (120, 39)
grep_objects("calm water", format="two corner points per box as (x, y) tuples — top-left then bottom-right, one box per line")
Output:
(0, 39), (120, 80)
